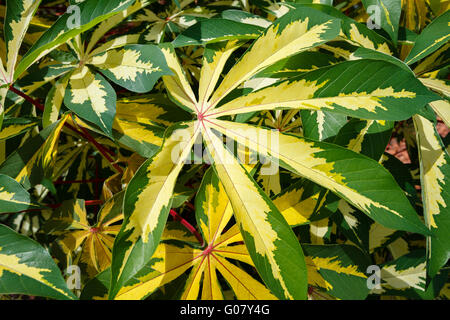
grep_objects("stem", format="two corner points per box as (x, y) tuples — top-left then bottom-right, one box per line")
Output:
(9, 86), (45, 111)
(170, 209), (204, 245)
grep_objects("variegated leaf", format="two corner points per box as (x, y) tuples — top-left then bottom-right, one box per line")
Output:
(371, 250), (427, 296)
(301, 110), (347, 142)
(14, 0), (136, 80)
(44, 73), (71, 128)
(405, 10), (450, 65)
(202, 125), (308, 300)
(273, 179), (339, 226)
(85, 0), (154, 54)
(0, 174), (40, 213)
(333, 119), (394, 161)
(207, 120), (429, 235)
(109, 122), (200, 298)
(172, 18), (264, 47)
(206, 7), (341, 110)
(89, 44), (172, 93)
(0, 117), (39, 140)
(303, 244), (371, 300)
(413, 115), (450, 277)
(64, 67), (116, 136)
(198, 41), (242, 109)
(207, 60), (439, 120)
(4, 0), (41, 76)
(113, 94), (191, 158)
(160, 43), (198, 113)
(0, 115), (68, 189)
(361, 0), (401, 44)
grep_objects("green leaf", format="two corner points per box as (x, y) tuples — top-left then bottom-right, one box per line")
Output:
(0, 224), (77, 300)
(172, 19), (264, 47)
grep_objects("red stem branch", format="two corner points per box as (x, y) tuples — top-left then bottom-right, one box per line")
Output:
(170, 209), (204, 245)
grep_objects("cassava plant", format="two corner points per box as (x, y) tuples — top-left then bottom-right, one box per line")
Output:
(0, 0), (449, 301)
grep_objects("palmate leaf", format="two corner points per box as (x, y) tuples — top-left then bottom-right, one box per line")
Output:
(206, 59), (440, 120)
(0, 224), (77, 300)
(109, 5), (441, 301)
(206, 120), (429, 235)
(202, 126), (308, 300)
(413, 115), (450, 277)
(45, 193), (124, 277)
(109, 122), (201, 299)
(110, 170), (371, 300)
